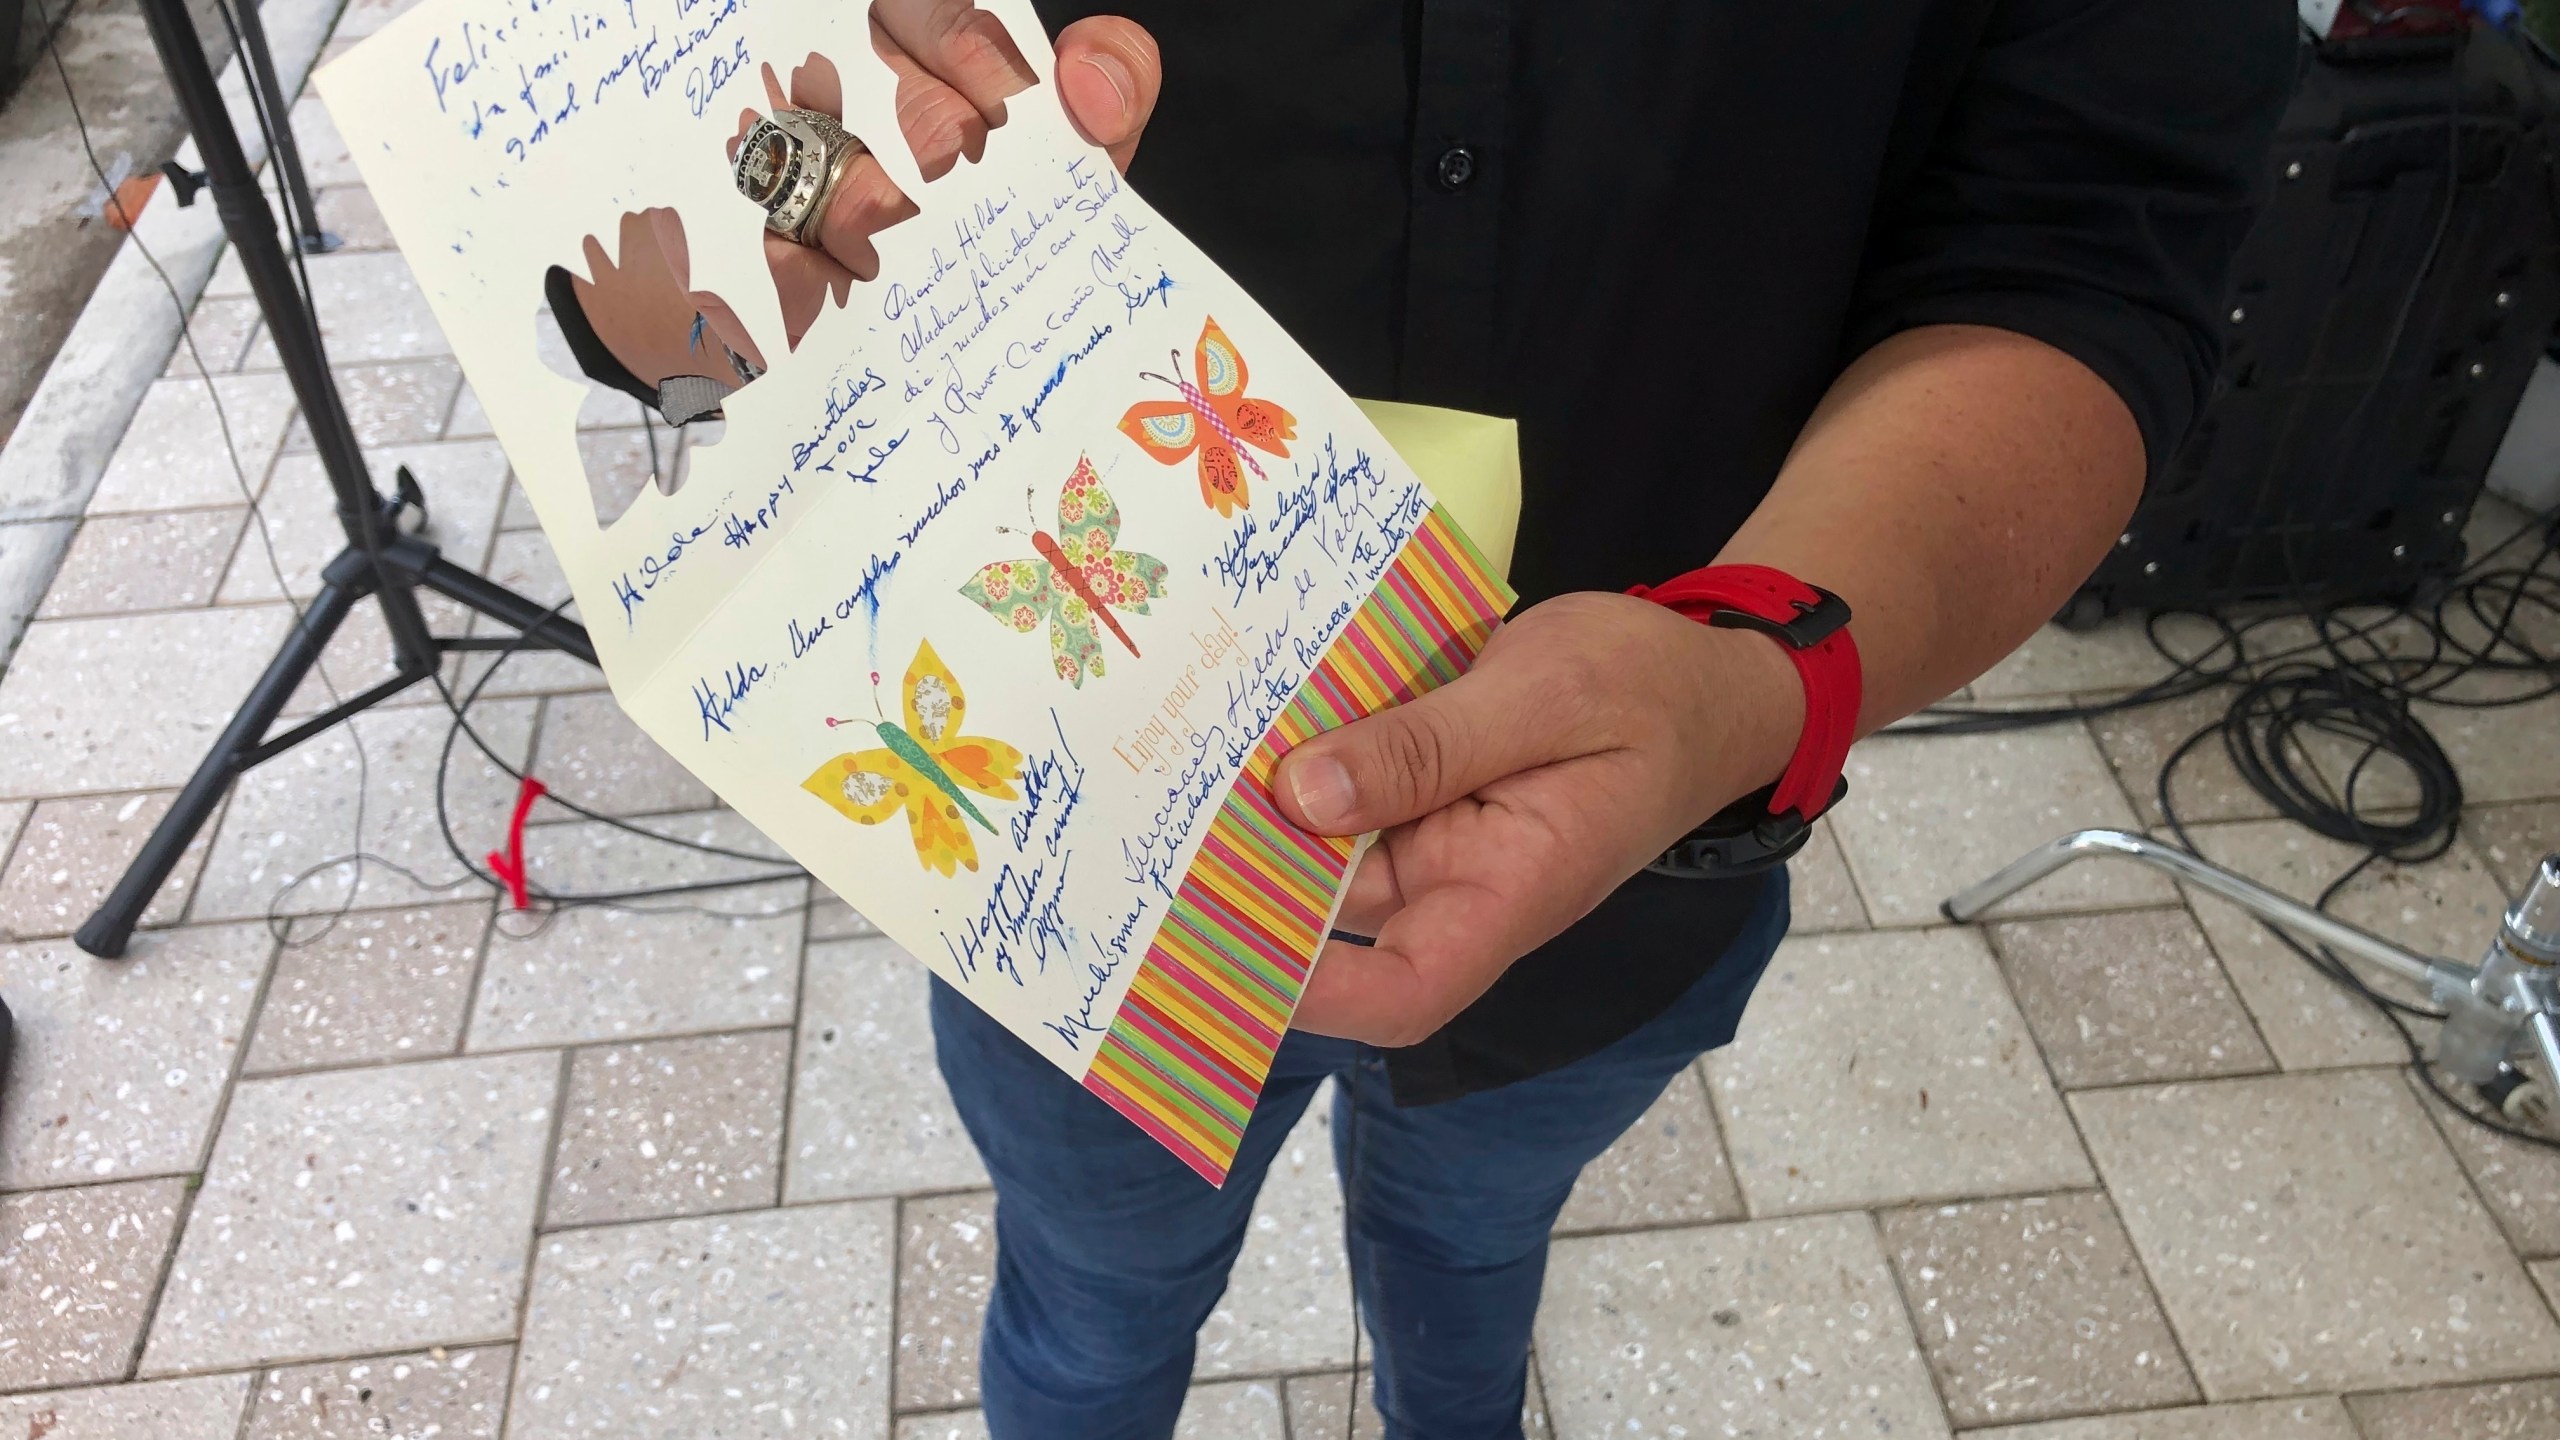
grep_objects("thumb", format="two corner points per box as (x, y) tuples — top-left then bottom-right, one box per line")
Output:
(1054, 16), (1162, 170)
(1274, 664), (1566, 836)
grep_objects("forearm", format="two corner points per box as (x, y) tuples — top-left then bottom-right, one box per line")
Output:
(1713, 322), (2149, 738)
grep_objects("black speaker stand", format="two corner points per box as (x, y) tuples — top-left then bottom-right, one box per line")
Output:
(73, 0), (597, 958)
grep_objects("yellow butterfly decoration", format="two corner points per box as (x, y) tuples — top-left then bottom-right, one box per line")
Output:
(802, 640), (1025, 876)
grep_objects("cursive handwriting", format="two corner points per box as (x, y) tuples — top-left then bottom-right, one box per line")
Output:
(1008, 711), (1088, 858)
(612, 514), (718, 626)
(690, 659), (767, 740)
(943, 853), (1076, 988)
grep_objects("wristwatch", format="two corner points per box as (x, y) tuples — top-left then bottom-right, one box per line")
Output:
(1627, 564), (1862, 878)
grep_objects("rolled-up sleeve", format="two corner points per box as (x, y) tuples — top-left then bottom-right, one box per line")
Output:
(1846, 0), (2300, 476)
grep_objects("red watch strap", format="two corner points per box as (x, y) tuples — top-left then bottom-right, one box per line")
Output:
(1628, 563), (1861, 822)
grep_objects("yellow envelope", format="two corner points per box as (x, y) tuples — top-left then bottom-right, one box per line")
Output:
(1357, 400), (1521, 581)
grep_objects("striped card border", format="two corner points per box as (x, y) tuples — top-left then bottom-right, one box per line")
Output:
(1081, 505), (1515, 1183)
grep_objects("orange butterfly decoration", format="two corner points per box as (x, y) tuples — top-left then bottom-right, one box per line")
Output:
(1117, 317), (1298, 518)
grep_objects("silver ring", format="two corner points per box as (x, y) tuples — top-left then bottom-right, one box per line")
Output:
(733, 107), (865, 248)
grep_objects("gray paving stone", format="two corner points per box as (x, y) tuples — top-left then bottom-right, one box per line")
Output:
(165, 295), (264, 377)
(895, 1380), (1288, 1440)
(311, 185), (397, 252)
(285, 95), (363, 187)
(894, 1189), (995, 1412)
(2182, 821), (2506, 1069)
(444, 380), (494, 440)
(191, 700), (535, 922)
(280, 360), (464, 452)
(1535, 1213), (1950, 1439)
(0, 791), (215, 940)
(545, 1030), (788, 1227)
(243, 903), (489, 1074)
(496, 478), (538, 528)
(0, 1177), (188, 1389)
(532, 690), (716, 817)
(0, 798), (27, 875)
(1831, 729), (2173, 925)
(464, 815), (800, 1051)
(1553, 1066), (1743, 1235)
(450, 531), (595, 697)
(0, 521), (68, 666)
(2466, 799), (2560, 899)
(1787, 817), (1868, 933)
(1283, 1365), (1551, 1440)
(141, 1051), (560, 1373)
(86, 373), (297, 512)
(38, 509), (247, 617)
(2074, 1070), (2560, 1397)
(2397, 698), (2560, 806)
(510, 1201), (896, 1440)
(0, 1373), (255, 1438)
(1708, 929), (2094, 1214)
(0, 924), (272, 1189)
(789, 937), (986, 1202)
(1199, 1096), (1354, 1378)
(807, 886), (883, 941)
(244, 1344), (513, 1439)
(220, 440), (508, 603)
(2406, 1072), (2560, 1260)
(1987, 908), (2274, 1088)
(2089, 689), (2285, 826)
(1880, 1192), (2199, 1426)
(2344, 1378), (2560, 1439)
(281, 252), (448, 365)
(2536, 1259), (2559, 1312)
(576, 429), (660, 528)
(1965, 1396), (2358, 1440)
(330, 0), (426, 36)
(0, 606), (295, 798)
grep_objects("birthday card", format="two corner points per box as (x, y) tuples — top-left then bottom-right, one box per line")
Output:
(314, 0), (1512, 1182)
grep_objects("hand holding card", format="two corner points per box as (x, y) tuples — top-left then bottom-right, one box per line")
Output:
(318, 0), (1511, 1183)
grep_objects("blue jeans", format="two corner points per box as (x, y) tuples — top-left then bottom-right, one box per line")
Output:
(929, 874), (1788, 1440)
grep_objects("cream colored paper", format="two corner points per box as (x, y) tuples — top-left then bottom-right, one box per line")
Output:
(311, 0), (1510, 1134)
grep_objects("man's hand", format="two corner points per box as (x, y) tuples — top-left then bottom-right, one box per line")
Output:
(723, 6), (1161, 349)
(1273, 592), (1804, 1048)
(1272, 325), (2149, 1051)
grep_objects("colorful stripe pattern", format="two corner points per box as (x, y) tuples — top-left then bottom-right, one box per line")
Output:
(1082, 505), (1515, 1183)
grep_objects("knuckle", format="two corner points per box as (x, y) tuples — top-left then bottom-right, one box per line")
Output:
(1376, 707), (1457, 811)
(896, 86), (983, 170)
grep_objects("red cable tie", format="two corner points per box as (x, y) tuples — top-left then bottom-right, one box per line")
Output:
(486, 776), (547, 910)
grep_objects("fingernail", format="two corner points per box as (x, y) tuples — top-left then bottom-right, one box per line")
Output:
(1291, 756), (1356, 830)
(1078, 53), (1134, 125)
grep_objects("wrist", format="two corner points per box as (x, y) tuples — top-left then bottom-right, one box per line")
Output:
(1676, 621), (1807, 813)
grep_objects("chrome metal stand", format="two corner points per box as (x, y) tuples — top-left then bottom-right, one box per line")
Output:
(1945, 830), (2560, 1127)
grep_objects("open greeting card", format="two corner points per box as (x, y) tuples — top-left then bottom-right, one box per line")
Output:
(315, 0), (1513, 1182)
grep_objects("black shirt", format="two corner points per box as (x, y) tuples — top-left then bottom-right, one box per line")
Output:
(1056, 1), (2300, 1103)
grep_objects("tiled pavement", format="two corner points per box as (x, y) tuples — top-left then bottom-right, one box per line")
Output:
(4, 10), (2560, 1438)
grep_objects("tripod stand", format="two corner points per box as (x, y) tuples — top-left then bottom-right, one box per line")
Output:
(71, 0), (599, 959)
(1946, 830), (2560, 1130)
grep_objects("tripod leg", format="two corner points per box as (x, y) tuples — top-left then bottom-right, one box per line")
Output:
(73, 576), (366, 959)
(420, 557), (599, 667)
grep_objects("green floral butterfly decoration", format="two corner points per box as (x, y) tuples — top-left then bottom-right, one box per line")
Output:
(960, 456), (1171, 687)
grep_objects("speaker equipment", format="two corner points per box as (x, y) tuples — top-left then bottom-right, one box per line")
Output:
(2071, 23), (2560, 625)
